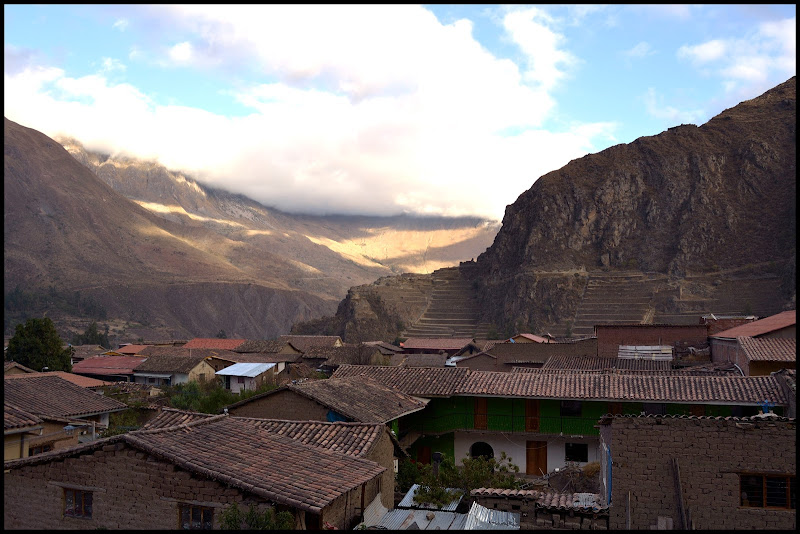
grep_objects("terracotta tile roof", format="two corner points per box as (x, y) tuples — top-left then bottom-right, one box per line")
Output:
(4, 375), (127, 418)
(471, 488), (607, 513)
(72, 355), (146, 376)
(213, 352), (302, 364)
(512, 366), (740, 377)
(331, 365), (469, 397)
(278, 335), (342, 352)
(70, 344), (110, 359)
(3, 361), (37, 374)
(513, 334), (550, 343)
(139, 346), (239, 359)
(126, 416), (385, 513)
(4, 402), (43, 431)
(142, 409), (386, 458)
(287, 376), (428, 423)
(401, 353), (448, 367)
(5, 415), (386, 514)
(364, 341), (404, 354)
(303, 345), (383, 365)
(4, 371), (111, 388)
(460, 371), (788, 404)
(542, 355), (672, 371)
(182, 338), (247, 350)
(116, 344), (150, 355)
(234, 339), (299, 354)
(738, 336), (797, 362)
(134, 353), (209, 374)
(711, 310), (796, 338)
(401, 337), (475, 350)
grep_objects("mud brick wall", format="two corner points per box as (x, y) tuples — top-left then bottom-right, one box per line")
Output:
(596, 325), (708, 359)
(227, 389), (329, 421)
(365, 430), (397, 510)
(603, 416), (796, 530)
(2, 442), (288, 530)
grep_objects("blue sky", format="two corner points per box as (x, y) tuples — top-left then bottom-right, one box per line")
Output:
(4, 5), (796, 220)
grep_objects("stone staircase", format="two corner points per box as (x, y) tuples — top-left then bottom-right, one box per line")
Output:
(562, 272), (666, 338)
(401, 267), (482, 338)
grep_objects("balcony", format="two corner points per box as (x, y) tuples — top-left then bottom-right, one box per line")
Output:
(400, 413), (600, 437)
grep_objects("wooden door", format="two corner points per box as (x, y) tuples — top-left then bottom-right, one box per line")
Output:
(526, 441), (547, 476)
(525, 399), (540, 432)
(474, 398), (488, 430)
(418, 446), (431, 465)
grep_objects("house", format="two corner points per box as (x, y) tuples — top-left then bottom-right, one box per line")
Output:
(300, 344), (386, 374)
(331, 364), (790, 477)
(710, 309), (797, 374)
(4, 375), (127, 460)
(594, 324), (709, 359)
(132, 353), (215, 387)
(140, 346), (246, 373)
(471, 487), (608, 529)
(401, 337), (475, 356)
(234, 338), (304, 356)
(3, 414), (387, 530)
(141, 408), (399, 510)
(510, 333), (551, 343)
(69, 344), (112, 365)
(4, 371), (110, 390)
(364, 340), (405, 357)
(3, 361), (37, 375)
(598, 413), (796, 530)
(277, 334), (343, 352)
(700, 314), (758, 336)
(182, 337), (248, 350)
(71, 355), (147, 382)
(225, 375), (428, 428)
(116, 344), (150, 356)
(216, 362), (277, 393)
(540, 354), (673, 372)
(400, 353), (449, 368)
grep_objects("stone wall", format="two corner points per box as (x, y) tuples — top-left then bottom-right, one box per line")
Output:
(600, 416), (796, 530)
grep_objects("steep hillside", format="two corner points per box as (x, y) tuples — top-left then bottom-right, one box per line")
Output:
(299, 77), (796, 341)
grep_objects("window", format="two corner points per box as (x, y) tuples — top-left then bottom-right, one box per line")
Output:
(565, 442), (589, 463)
(29, 443), (54, 456)
(180, 504), (214, 530)
(64, 488), (92, 519)
(237, 376), (245, 384)
(560, 400), (582, 417)
(740, 475), (796, 509)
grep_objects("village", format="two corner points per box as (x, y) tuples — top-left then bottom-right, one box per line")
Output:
(3, 306), (796, 530)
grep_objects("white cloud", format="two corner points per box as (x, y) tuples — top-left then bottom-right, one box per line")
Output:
(624, 42), (655, 59)
(642, 88), (706, 124)
(3, 5), (620, 220)
(678, 39), (727, 64)
(100, 57), (126, 73)
(113, 18), (129, 31)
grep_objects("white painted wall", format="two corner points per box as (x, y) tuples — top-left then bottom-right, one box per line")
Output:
(453, 431), (601, 475)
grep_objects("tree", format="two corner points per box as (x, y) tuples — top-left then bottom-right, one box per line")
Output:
(71, 321), (111, 349)
(6, 317), (73, 372)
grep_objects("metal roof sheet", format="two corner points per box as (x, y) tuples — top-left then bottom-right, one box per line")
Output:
(215, 362), (276, 377)
(397, 484), (463, 511)
(463, 501), (520, 530)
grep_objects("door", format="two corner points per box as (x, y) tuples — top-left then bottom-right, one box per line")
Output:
(525, 399), (540, 432)
(526, 440), (547, 476)
(474, 398), (488, 430)
(418, 446), (431, 465)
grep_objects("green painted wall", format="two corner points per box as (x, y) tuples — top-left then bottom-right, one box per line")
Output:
(408, 433), (455, 464)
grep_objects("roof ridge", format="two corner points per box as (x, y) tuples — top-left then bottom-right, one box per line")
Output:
(130, 412), (227, 435)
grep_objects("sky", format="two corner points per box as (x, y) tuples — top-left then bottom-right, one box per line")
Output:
(4, 5), (796, 221)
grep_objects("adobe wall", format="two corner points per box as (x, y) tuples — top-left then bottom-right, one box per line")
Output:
(596, 325), (708, 359)
(602, 416), (796, 530)
(456, 354), (498, 372)
(525, 338), (598, 359)
(2, 442), (292, 530)
(227, 390), (329, 421)
(364, 430), (397, 510)
(319, 472), (383, 530)
(710, 338), (748, 373)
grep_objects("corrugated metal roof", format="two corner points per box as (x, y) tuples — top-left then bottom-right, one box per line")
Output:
(397, 484), (463, 511)
(462, 501), (520, 530)
(372, 509), (466, 530)
(215, 362), (276, 377)
(617, 345), (673, 360)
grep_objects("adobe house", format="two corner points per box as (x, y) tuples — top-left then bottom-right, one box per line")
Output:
(710, 310), (797, 375)
(181, 337), (248, 350)
(331, 365), (790, 478)
(3, 415), (386, 530)
(401, 337), (475, 356)
(71, 355), (147, 382)
(132, 353), (215, 386)
(278, 334), (343, 352)
(598, 414), (796, 530)
(4, 361), (37, 375)
(141, 408), (400, 510)
(215, 362), (277, 393)
(594, 324), (709, 359)
(4, 375), (127, 460)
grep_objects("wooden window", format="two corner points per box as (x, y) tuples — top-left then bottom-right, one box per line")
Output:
(64, 488), (92, 519)
(237, 376), (245, 384)
(29, 443), (54, 456)
(740, 475), (795, 509)
(179, 503), (214, 530)
(474, 398), (488, 430)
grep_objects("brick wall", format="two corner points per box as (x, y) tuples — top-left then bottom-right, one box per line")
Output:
(364, 429), (397, 510)
(471, 494), (609, 530)
(710, 338), (748, 373)
(227, 389), (329, 421)
(601, 416), (796, 530)
(596, 325), (708, 359)
(3, 442), (291, 530)
(701, 317), (755, 336)
(456, 354), (499, 372)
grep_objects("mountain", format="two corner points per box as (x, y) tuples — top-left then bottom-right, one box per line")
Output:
(300, 76), (796, 341)
(4, 118), (498, 343)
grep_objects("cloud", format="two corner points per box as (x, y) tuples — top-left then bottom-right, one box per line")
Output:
(113, 18), (129, 31)
(3, 5), (620, 220)
(100, 57), (126, 73)
(678, 39), (727, 64)
(623, 42), (656, 60)
(642, 88), (705, 124)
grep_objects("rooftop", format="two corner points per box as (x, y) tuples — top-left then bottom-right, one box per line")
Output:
(4, 371), (111, 388)
(738, 336), (796, 362)
(134, 353), (209, 374)
(71, 355), (147, 376)
(3, 375), (127, 419)
(401, 337), (475, 350)
(215, 362), (276, 377)
(182, 338), (247, 350)
(712, 309), (796, 339)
